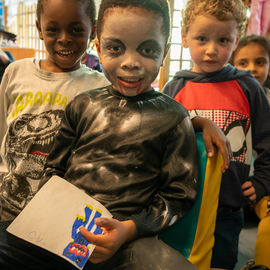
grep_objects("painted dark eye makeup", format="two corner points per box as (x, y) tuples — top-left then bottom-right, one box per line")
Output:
(137, 40), (162, 59)
(101, 38), (125, 57)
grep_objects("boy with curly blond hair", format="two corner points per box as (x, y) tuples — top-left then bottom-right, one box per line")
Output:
(163, 0), (270, 269)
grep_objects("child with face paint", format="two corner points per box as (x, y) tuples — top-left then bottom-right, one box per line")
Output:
(0, 0), (232, 268)
(38, 0), (198, 269)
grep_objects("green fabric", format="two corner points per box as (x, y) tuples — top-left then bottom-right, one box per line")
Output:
(159, 132), (207, 258)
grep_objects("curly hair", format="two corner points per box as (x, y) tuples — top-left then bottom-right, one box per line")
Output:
(182, 0), (246, 34)
(36, 0), (96, 27)
(96, 0), (171, 43)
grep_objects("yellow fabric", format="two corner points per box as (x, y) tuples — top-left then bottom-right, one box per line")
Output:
(254, 196), (270, 219)
(254, 216), (270, 268)
(254, 196), (270, 268)
(188, 152), (223, 270)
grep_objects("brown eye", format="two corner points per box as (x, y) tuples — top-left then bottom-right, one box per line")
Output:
(142, 48), (154, 56)
(109, 46), (121, 53)
(137, 40), (162, 59)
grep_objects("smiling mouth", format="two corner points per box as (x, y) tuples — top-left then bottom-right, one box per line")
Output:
(56, 50), (76, 57)
(118, 77), (142, 88)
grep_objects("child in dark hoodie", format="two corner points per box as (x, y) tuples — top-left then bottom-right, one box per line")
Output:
(163, 0), (270, 269)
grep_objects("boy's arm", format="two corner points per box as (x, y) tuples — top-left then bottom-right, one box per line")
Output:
(162, 79), (231, 173)
(130, 116), (198, 238)
(191, 115), (232, 172)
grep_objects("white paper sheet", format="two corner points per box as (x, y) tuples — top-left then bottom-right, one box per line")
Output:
(7, 175), (112, 269)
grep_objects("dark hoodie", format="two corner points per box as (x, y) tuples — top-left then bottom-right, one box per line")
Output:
(163, 64), (270, 208)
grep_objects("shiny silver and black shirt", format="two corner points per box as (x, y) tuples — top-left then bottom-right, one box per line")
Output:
(41, 85), (198, 237)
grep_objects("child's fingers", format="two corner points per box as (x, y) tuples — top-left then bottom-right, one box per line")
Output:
(242, 187), (254, 196)
(242, 181), (252, 190)
(89, 245), (111, 264)
(203, 135), (214, 157)
(79, 226), (97, 242)
(95, 217), (116, 231)
(80, 218), (120, 246)
(204, 135), (231, 173)
(79, 226), (108, 247)
(248, 193), (256, 202)
(241, 181), (256, 202)
(215, 139), (231, 173)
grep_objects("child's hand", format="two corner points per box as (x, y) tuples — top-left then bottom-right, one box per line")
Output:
(242, 181), (256, 203)
(79, 217), (136, 264)
(192, 116), (232, 172)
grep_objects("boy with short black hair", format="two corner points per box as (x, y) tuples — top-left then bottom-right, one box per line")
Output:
(163, 0), (270, 269)
(39, 0), (198, 269)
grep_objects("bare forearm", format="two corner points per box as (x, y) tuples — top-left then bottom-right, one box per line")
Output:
(191, 115), (210, 131)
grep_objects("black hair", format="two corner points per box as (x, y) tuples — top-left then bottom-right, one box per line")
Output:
(96, 0), (171, 43)
(36, 0), (96, 27)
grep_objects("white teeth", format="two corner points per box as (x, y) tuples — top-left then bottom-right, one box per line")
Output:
(120, 77), (140, 82)
(57, 51), (74, 56)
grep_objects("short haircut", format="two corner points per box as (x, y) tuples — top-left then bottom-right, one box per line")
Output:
(182, 0), (246, 34)
(96, 0), (171, 44)
(36, 0), (96, 27)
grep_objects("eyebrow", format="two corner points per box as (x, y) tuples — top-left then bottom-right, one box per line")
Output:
(102, 38), (162, 51)
(236, 57), (267, 61)
(139, 39), (162, 50)
(46, 21), (84, 26)
(101, 37), (125, 45)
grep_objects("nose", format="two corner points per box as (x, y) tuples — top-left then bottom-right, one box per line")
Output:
(206, 41), (217, 56)
(120, 51), (141, 70)
(58, 31), (72, 45)
(247, 62), (257, 73)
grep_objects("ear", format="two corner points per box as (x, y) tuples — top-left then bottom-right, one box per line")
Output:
(95, 38), (102, 64)
(181, 28), (189, 48)
(36, 20), (43, 40)
(232, 34), (241, 51)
